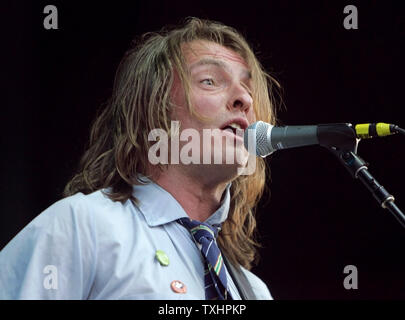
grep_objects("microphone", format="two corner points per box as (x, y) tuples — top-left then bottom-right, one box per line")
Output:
(244, 121), (399, 157)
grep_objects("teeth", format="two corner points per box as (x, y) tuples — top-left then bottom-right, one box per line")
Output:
(228, 123), (241, 129)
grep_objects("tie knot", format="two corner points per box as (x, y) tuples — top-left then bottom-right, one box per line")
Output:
(177, 218), (220, 243)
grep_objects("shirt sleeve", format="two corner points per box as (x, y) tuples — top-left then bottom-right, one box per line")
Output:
(0, 194), (97, 299)
(241, 268), (273, 300)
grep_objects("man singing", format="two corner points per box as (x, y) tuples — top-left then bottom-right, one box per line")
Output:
(0, 17), (280, 299)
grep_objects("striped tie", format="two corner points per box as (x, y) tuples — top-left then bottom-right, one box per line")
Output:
(177, 217), (231, 300)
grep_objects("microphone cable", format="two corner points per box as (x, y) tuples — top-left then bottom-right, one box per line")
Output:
(393, 125), (405, 136)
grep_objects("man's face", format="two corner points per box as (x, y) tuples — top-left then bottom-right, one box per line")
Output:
(171, 40), (256, 174)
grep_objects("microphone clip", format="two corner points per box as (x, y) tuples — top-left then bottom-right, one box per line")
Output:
(317, 123), (359, 154)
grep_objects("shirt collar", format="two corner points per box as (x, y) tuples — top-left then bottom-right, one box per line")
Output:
(132, 176), (231, 227)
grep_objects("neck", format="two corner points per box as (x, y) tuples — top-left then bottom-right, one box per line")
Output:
(150, 166), (230, 221)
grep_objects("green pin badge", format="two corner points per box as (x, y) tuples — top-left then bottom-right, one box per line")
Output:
(156, 250), (169, 266)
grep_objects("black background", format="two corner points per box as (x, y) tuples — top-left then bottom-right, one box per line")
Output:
(1, 0), (404, 299)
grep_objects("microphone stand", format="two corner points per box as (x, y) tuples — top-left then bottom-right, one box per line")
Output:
(319, 123), (405, 229)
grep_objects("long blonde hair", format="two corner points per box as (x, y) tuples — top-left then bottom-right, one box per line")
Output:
(64, 17), (280, 269)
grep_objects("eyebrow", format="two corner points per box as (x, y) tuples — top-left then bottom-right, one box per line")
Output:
(190, 58), (252, 79)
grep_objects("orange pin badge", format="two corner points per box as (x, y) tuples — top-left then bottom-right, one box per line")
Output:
(170, 280), (187, 294)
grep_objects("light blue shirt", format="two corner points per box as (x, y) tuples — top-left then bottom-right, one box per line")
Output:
(0, 179), (272, 300)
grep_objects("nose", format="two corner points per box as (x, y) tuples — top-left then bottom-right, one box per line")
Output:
(227, 83), (253, 113)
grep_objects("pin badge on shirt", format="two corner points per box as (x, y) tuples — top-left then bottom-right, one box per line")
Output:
(170, 280), (187, 294)
(155, 250), (169, 266)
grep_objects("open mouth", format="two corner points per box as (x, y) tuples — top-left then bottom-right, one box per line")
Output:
(219, 118), (248, 142)
(221, 121), (245, 132)
(220, 123), (245, 141)
(222, 124), (240, 135)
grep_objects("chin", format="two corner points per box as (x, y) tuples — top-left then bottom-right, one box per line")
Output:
(214, 145), (249, 166)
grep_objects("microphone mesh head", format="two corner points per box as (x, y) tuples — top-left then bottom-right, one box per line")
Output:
(244, 121), (272, 157)
(255, 121), (272, 156)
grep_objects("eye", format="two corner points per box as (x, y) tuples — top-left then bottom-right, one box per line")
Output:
(201, 78), (215, 86)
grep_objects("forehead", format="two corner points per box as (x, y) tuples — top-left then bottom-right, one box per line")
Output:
(182, 40), (249, 69)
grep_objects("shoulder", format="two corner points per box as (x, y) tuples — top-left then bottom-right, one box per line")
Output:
(39, 190), (133, 227)
(3, 190), (135, 249)
(46, 190), (122, 216)
(46, 190), (148, 245)
(241, 267), (273, 300)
